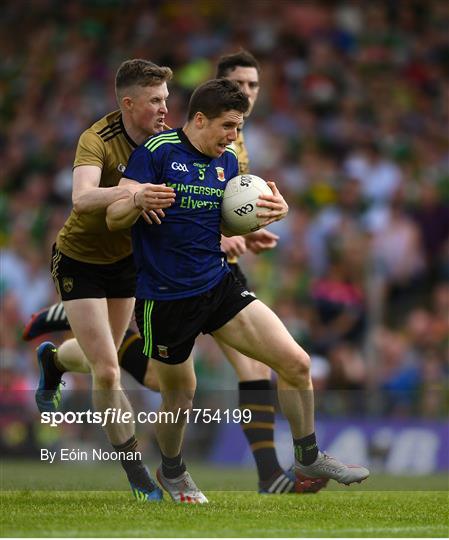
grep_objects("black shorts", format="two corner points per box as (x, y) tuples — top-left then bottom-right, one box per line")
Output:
(51, 244), (136, 301)
(135, 271), (257, 364)
(228, 261), (250, 290)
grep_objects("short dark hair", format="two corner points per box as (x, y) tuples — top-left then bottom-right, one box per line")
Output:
(187, 79), (249, 120)
(216, 49), (260, 78)
(115, 59), (173, 99)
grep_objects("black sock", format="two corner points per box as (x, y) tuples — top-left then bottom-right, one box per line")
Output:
(118, 331), (148, 386)
(113, 435), (144, 477)
(239, 379), (283, 482)
(161, 452), (186, 479)
(294, 433), (318, 466)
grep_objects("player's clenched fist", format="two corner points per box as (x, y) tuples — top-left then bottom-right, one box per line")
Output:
(134, 183), (176, 211)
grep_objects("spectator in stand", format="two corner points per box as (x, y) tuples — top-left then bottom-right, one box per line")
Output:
(1, 221), (53, 320)
(307, 177), (366, 276)
(308, 248), (366, 356)
(410, 182), (449, 281)
(344, 142), (403, 208)
(370, 192), (427, 323)
(326, 342), (367, 414)
(374, 328), (421, 416)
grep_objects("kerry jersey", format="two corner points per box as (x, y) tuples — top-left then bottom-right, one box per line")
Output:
(234, 128), (249, 175)
(125, 128), (239, 300)
(57, 110), (136, 264)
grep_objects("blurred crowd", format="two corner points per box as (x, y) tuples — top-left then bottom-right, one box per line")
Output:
(1, 0), (448, 426)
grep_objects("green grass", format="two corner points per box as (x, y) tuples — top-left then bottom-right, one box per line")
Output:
(1, 462), (448, 537)
(1, 490), (448, 537)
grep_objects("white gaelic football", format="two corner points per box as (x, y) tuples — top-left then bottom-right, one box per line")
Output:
(221, 174), (272, 235)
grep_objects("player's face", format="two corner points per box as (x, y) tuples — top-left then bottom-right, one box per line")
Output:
(200, 110), (243, 158)
(225, 67), (259, 116)
(129, 82), (169, 136)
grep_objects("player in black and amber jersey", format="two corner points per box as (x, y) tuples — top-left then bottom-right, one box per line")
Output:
(37, 59), (175, 502)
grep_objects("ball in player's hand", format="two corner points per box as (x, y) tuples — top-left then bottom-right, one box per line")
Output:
(221, 174), (272, 235)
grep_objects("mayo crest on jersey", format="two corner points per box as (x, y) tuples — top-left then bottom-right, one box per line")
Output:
(125, 128), (239, 300)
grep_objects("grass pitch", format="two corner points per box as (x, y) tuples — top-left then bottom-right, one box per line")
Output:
(2, 490), (448, 537)
(1, 462), (448, 537)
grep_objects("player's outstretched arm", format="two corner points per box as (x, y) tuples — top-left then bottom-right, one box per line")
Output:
(106, 193), (142, 230)
(256, 181), (289, 226)
(72, 165), (136, 214)
(133, 181), (176, 213)
(106, 179), (175, 230)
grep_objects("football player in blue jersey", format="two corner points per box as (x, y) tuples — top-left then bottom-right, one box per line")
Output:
(106, 78), (370, 502)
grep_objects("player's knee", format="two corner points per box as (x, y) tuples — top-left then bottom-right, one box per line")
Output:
(282, 351), (311, 387)
(162, 391), (194, 418)
(93, 364), (121, 389)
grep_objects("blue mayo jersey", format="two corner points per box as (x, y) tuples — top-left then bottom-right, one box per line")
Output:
(124, 128), (239, 300)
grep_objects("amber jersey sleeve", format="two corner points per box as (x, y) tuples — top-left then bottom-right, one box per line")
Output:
(233, 128), (250, 175)
(57, 110), (137, 264)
